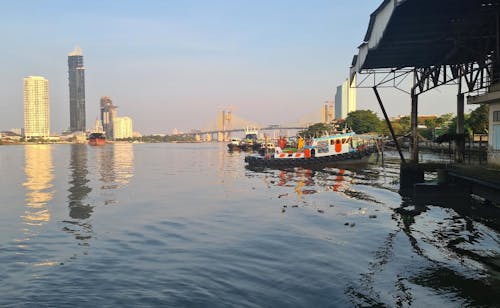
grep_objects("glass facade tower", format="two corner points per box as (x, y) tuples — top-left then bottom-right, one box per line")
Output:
(68, 46), (86, 132)
(100, 96), (118, 139)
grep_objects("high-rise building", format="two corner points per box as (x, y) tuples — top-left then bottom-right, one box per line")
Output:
(23, 76), (50, 138)
(322, 101), (334, 123)
(113, 116), (133, 139)
(68, 46), (86, 132)
(100, 96), (117, 139)
(334, 75), (357, 120)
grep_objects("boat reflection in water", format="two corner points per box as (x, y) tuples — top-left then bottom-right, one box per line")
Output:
(23, 145), (54, 230)
(273, 167), (352, 199)
(246, 156), (500, 306)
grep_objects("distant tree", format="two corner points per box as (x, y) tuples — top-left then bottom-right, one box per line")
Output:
(346, 110), (381, 134)
(447, 114), (471, 135)
(398, 116), (411, 134)
(439, 113), (454, 123)
(298, 122), (335, 138)
(423, 118), (438, 130)
(467, 104), (488, 134)
(390, 121), (404, 135)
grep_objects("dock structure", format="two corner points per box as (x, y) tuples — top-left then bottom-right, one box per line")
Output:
(351, 0), (499, 164)
(350, 0), (500, 198)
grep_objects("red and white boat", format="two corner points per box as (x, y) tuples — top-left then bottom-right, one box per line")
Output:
(245, 132), (377, 168)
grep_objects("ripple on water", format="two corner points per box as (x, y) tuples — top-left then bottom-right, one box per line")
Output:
(0, 145), (499, 307)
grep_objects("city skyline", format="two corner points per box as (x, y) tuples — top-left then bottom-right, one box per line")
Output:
(0, 1), (473, 134)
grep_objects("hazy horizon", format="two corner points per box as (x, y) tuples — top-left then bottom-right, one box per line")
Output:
(0, 0), (473, 135)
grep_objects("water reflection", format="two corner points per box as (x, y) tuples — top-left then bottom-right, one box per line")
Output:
(96, 143), (134, 190)
(246, 158), (500, 306)
(23, 145), (54, 228)
(64, 144), (93, 244)
(269, 167), (355, 199)
(68, 144), (92, 219)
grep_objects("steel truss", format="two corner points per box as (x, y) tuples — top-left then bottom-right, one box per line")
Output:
(354, 59), (496, 96)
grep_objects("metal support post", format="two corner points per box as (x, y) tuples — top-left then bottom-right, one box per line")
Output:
(456, 92), (465, 162)
(373, 87), (406, 164)
(410, 89), (419, 163)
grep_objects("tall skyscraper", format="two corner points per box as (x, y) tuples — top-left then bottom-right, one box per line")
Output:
(100, 96), (118, 139)
(23, 76), (50, 138)
(113, 116), (133, 139)
(334, 76), (357, 120)
(68, 46), (86, 132)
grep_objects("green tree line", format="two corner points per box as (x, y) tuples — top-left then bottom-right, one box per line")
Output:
(342, 105), (488, 139)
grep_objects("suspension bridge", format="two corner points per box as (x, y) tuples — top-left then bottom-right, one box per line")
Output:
(184, 108), (323, 142)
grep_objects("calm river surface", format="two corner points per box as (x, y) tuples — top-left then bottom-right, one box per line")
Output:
(0, 143), (499, 307)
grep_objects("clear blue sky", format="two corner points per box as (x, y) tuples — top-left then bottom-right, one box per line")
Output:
(0, 0), (466, 134)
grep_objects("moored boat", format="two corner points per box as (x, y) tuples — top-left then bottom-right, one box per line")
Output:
(241, 127), (262, 151)
(88, 132), (106, 146)
(226, 127), (263, 151)
(227, 138), (241, 151)
(245, 132), (377, 168)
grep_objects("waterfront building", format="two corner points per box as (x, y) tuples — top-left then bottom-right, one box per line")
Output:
(113, 116), (133, 139)
(23, 76), (50, 138)
(92, 118), (104, 133)
(334, 76), (357, 120)
(100, 96), (117, 139)
(68, 46), (86, 132)
(322, 101), (335, 123)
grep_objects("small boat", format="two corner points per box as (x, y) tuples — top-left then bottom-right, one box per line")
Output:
(241, 127), (262, 151)
(227, 127), (263, 151)
(227, 138), (241, 151)
(88, 132), (106, 146)
(245, 132), (377, 168)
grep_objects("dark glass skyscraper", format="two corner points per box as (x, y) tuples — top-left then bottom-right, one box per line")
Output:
(68, 46), (86, 132)
(100, 96), (117, 139)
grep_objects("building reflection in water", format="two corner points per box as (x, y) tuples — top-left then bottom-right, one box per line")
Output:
(64, 144), (94, 244)
(96, 143), (134, 205)
(23, 145), (54, 229)
(68, 144), (92, 219)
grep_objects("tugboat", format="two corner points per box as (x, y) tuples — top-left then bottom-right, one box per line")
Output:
(88, 132), (106, 146)
(245, 132), (377, 168)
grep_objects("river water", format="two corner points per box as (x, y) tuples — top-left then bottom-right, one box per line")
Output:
(0, 143), (499, 307)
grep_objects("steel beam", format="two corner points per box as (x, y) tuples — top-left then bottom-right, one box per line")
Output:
(410, 88), (419, 163)
(456, 92), (465, 162)
(373, 87), (406, 164)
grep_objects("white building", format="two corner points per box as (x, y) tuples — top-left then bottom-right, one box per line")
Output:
(24, 76), (50, 138)
(113, 116), (133, 139)
(468, 83), (500, 166)
(334, 75), (357, 120)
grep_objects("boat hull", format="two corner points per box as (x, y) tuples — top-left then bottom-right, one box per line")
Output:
(227, 143), (240, 151)
(89, 138), (106, 146)
(245, 147), (376, 169)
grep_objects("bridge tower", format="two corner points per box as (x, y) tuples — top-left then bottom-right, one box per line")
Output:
(218, 109), (233, 142)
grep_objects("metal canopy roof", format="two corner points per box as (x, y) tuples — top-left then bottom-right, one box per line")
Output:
(351, 0), (500, 75)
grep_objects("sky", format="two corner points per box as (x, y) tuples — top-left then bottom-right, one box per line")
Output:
(0, 0), (473, 134)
